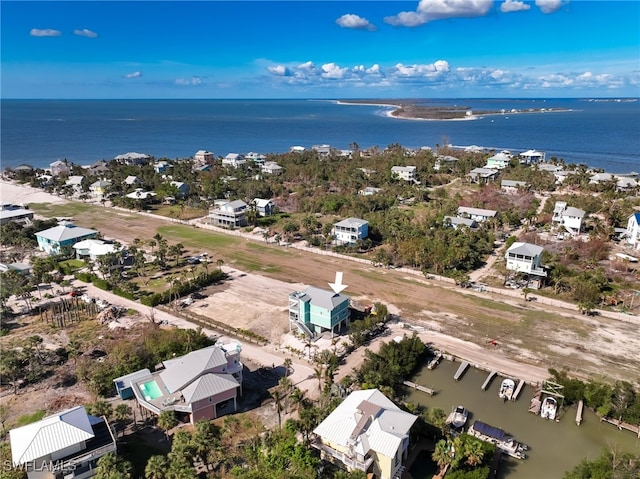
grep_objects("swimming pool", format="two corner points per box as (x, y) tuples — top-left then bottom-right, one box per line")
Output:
(139, 380), (163, 400)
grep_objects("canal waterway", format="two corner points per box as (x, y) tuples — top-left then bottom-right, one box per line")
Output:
(404, 359), (640, 479)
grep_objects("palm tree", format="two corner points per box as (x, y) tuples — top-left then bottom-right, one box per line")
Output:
(114, 403), (132, 437)
(313, 365), (323, 391)
(145, 455), (169, 479)
(157, 410), (178, 440)
(464, 439), (485, 467)
(283, 358), (293, 377)
(432, 439), (453, 472)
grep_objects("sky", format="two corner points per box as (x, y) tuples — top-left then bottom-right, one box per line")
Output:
(1, 0), (639, 99)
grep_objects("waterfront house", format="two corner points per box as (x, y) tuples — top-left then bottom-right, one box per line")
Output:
(245, 152), (267, 165)
(519, 149), (545, 164)
(312, 144), (332, 158)
(501, 180), (527, 193)
(505, 242), (547, 285)
(391, 166), (417, 182)
(88, 161), (109, 176)
(444, 216), (477, 229)
(9, 405), (116, 479)
(484, 152), (512, 170)
(552, 201), (586, 236)
(209, 200), (248, 228)
(625, 212), (640, 250)
(127, 343), (243, 424)
(290, 145), (306, 153)
(332, 218), (369, 246)
(194, 150), (214, 163)
(36, 222), (98, 255)
(312, 388), (417, 479)
(222, 153), (246, 169)
(289, 286), (350, 338)
(468, 167), (499, 184)
(617, 177), (639, 192)
(261, 161), (283, 175)
(114, 152), (150, 165)
(252, 198), (274, 217)
(457, 206), (497, 223)
(0, 204), (34, 225)
(50, 160), (71, 176)
(153, 161), (170, 174)
(89, 179), (111, 198)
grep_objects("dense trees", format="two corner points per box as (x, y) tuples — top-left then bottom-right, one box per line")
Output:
(563, 448), (640, 479)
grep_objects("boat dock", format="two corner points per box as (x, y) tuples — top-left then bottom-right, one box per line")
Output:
(427, 351), (443, 370)
(512, 379), (525, 401)
(481, 371), (497, 390)
(403, 380), (435, 396)
(576, 400), (584, 426)
(454, 361), (469, 381)
(600, 416), (640, 438)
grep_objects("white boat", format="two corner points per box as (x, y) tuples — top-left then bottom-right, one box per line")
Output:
(446, 405), (468, 429)
(468, 421), (527, 460)
(540, 396), (558, 420)
(499, 378), (515, 401)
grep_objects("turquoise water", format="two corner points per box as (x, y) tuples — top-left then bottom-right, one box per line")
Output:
(140, 380), (163, 400)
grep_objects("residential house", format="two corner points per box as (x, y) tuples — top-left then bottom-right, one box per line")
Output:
(9, 405), (116, 479)
(552, 201), (586, 235)
(50, 160), (71, 176)
(519, 149), (545, 164)
(261, 161), (283, 175)
(617, 177), (639, 192)
(337, 149), (353, 159)
(443, 216), (476, 229)
(312, 388), (417, 479)
(209, 200), (248, 228)
(625, 212), (640, 250)
(433, 155), (458, 172)
(290, 145), (306, 153)
(128, 344), (243, 424)
(501, 180), (527, 193)
(484, 152), (512, 170)
(332, 218), (369, 246)
(170, 181), (190, 199)
(312, 144), (332, 157)
(114, 152), (150, 165)
(359, 187), (383, 196)
(89, 179), (111, 198)
(222, 153), (246, 169)
(125, 189), (157, 205)
(589, 172), (616, 185)
(0, 263), (31, 275)
(252, 198), (274, 217)
(153, 161), (170, 174)
(194, 150), (214, 163)
(87, 161), (109, 176)
(357, 168), (376, 177)
(0, 204), (34, 225)
(391, 166), (417, 182)
(536, 163), (563, 173)
(468, 167), (499, 184)
(113, 369), (152, 400)
(245, 152), (267, 165)
(123, 175), (141, 187)
(73, 239), (122, 262)
(65, 176), (85, 191)
(457, 206), (497, 223)
(36, 222), (98, 255)
(289, 286), (350, 338)
(505, 242), (547, 283)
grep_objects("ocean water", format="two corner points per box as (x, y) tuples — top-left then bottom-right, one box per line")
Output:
(1, 98), (638, 173)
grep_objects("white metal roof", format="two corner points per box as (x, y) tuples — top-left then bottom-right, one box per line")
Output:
(36, 223), (98, 242)
(507, 242), (544, 257)
(458, 206), (497, 218)
(334, 217), (368, 228)
(10, 406), (94, 465)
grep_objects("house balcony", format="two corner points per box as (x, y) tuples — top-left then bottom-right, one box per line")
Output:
(530, 267), (547, 277)
(312, 440), (374, 472)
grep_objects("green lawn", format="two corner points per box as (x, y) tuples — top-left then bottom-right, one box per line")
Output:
(157, 225), (239, 249)
(29, 202), (93, 217)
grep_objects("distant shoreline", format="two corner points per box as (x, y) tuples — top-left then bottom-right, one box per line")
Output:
(336, 99), (571, 121)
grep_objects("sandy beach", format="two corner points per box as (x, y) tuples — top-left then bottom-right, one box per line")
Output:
(0, 180), (69, 206)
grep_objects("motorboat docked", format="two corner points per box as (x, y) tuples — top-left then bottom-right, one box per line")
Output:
(446, 406), (469, 429)
(468, 420), (528, 460)
(540, 396), (558, 420)
(499, 378), (516, 401)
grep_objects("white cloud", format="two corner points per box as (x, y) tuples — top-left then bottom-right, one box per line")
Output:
(30, 28), (61, 37)
(321, 63), (349, 79)
(73, 29), (98, 38)
(385, 0), (493, 27)
(267, 65), (291, 76)
(500, 0), (531, 13)
(336, 14), (376, 31)
(391, 60), (450, 78)
(175, 77), (203, 86)
(124, 71), (142, 79)
(535, 0), (564, 14)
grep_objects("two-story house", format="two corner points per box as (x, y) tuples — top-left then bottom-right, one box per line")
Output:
(468, 168), (499, 184)
(124, 343), (243, 424)
(519, 149), (545, 164)
(252, 198), (274, 217)
(114, 152), (150, 165)
(391, 166), (417, 182)
(625, 212), (640, 250)
(484, 152), (512, 170)
(50, 160), (71, 177)
(35, 222), (98, 255)
(289, 286), (350, 339)
(312, 389), (417, 479)
(457, 206), (498, 223)
(194, 150), (214, 163)
(332, 218), (369, 246)
(261, 161), (283, 175)
(552, 201), (586, 236)
(505, 242), (547, 287)
(9, 406), (116, 479)
(222, 153), (246, 169)
(209, 200), (248, 228)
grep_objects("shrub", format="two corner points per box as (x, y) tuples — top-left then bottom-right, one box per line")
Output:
(112, 287), (135, 300)
(92, 277), (111, 291)
(75, 272), (94, 283)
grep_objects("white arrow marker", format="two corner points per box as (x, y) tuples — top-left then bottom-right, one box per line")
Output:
(329, 271), (348, 295)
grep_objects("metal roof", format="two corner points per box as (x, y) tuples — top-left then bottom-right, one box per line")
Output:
(303, 286), (349, 311)
(10, 406), (94, 465)
(458, 206), (497, 218)
(181, 373), (239, 403)
(160, 346), (229, 393)
(113, 368), (152, 389)
(35, 223), (97, 242)
(507, 242), (544, 257)
(334, 217), (368, 228)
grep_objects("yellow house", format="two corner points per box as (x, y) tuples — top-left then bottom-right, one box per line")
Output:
(312, 389), (417, 479)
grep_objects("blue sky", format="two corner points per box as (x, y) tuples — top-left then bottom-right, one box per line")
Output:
(2, 1), (639, 98)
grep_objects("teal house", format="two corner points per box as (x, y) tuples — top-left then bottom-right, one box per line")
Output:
(289, 286), (350, 339)
(35, 222), (98, 255)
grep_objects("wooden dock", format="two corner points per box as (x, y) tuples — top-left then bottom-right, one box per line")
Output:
(454, 361), (469, 381)
(403, 380), (435, 396)
(427, 351), (443, 370)
(600, 416), (640, 437)
(512, 379), (525, 401)
(481, 371), (497, 391)
(576, 400), (584, 426)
